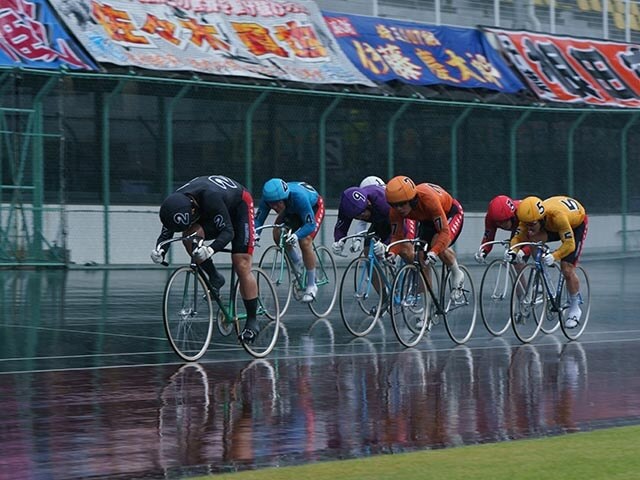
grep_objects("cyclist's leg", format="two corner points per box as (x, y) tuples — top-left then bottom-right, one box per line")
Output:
(183, 224), (225, 290)
(561, 218), (587, 328)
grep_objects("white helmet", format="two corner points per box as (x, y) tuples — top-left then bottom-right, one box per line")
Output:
(359, 175), (385, 188)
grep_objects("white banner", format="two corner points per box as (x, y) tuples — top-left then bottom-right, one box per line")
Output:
(48, 0), (374, 85)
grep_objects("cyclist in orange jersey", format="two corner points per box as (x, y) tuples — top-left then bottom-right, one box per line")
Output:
(386, 176), (465, 291)
(509, 195), (588, 329)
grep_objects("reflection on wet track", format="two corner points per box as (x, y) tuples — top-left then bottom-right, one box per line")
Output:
(1, 258), (640, 479)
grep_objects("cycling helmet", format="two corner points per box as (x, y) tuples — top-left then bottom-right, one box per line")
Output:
(487, 195), (516, 223)
(386, 176), (417, 204)
(262, 178), (290, 203)
(359, 175), (385, 188)
(339, 187), (368, 218)
(517, 196), (545, 223)
(159, 192), (193, 232)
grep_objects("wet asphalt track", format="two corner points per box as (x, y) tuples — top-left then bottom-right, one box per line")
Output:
(1, 257), (640, 479)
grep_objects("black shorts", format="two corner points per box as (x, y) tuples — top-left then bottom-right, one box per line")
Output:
(202, 189), (255, 255)
(546, 216), (588, 265)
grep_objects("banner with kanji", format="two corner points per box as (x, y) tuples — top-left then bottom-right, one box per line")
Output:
(0, 0), (97, 70)
(322, 12), (525, 93)
(485, 28), (640, 108)
(46, 0), (374, 86)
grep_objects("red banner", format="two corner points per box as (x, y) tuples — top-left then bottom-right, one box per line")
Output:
(485, 28), (640, 108)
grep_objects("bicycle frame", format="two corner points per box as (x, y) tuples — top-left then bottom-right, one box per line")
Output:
(341, 230), (395, 298)
(512, 241), (564, 314)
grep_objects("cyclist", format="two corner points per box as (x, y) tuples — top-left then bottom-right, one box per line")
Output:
(349, 175), (387, 253)
(255, 178), (325, 303)
(475, 195), (521, 263)
(509, 195), (588, 329)
(150, 175), (261, 343)
(332, 184), (414, 262)
(386, 176), (465, 293)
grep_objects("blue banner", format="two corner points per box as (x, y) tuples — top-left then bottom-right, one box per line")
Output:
(0, 0), (97, 70)
(323, 12), (524, 93)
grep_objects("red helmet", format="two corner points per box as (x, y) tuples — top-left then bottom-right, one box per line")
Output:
(487, 195), (516, 223)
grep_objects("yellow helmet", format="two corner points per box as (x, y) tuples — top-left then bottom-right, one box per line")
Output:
(386, 176), (417, 204)
(517, 196), (545, 223)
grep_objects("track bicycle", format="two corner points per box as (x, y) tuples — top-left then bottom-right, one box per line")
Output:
(509, 241), (590, 343)
(387, 238), (477, 347)
(337, 230), (400, 337)
(257, 223), (338, 318)
(477, 239), (518, 336)
(159, 235), (280, 360)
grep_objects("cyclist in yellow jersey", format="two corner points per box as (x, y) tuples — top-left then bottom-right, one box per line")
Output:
(509, 195), (588, 329)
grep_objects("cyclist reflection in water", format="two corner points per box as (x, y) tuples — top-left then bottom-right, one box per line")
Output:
(150, 175), (260, 343)
(509, 196), (588, 329)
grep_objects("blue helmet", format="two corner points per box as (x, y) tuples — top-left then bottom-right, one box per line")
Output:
(159, 192), (193, 232)
(340, 187), (368, 218)
(262, 178), (290, 203)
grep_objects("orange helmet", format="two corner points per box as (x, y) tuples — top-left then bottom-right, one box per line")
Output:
(517, 196), (545, 223)
(386, 176), (417, 205)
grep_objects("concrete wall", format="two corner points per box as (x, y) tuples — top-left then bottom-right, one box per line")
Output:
(55, 205), (640, 267)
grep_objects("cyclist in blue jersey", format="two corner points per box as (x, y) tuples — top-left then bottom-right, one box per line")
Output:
(255, 178), (325, 303)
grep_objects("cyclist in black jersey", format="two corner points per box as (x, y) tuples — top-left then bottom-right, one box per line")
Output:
(151, 175), (260, 343)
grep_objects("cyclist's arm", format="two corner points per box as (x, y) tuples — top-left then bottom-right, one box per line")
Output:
(208, 205), (234, 252)
(428, 207), (451, 255)
(334, 214), (352, 242)
(156, 226), (174, 252)
(254, 199), (270, 231)
(292, 196), (317, 239)
(549, 214), (576, 260)
(480, 216), (497, 254)
(509, 223), (527, 251)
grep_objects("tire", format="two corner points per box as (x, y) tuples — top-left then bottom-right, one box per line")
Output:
(163, 266), (214, 361)
(258, 245), (293, 317)
(339, 256), (384, 337)
(235, 267), (280, 358)
(309, 245), (338, 318)
(390, 264), (431, 348)
(443, 264), (477, 344)
(559, 265), (591, 340)
(510, 264), (545, 343)
(479, 259), (514, 336)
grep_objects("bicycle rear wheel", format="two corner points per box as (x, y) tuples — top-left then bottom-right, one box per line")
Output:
(510, 264), (545, 343)
(479, 259), (514, 336)
(258, 245), (293, 316)
(390, 264), (431, 347)
(163, 266), (214, 361)
(235, 267), (280, 358)
(339, 257), (384, 337)
(309, 245), (338, 318)
(443, 264), (477, 344)
(560, 265), (591, 340)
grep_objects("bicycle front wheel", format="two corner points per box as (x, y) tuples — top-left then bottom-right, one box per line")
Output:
(309, 246), (338, 318)
(443, 264), (477, 344)
(163, 266), (214, 361)
(234, 267), (280, 358)
(479, 259), (514, 336)
(511, 264), (546, 343)
(339, 256), (384, 337)
(390, 264), (431, 348)
(560, 265), (591, 340)
(258, 245), (293, 316)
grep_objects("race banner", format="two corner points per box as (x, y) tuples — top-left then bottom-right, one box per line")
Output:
(322, 12), (525, 93)
(0, 0), (97, 70)
(46, 0), (374, 86)
(485, 28), (640, 108)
